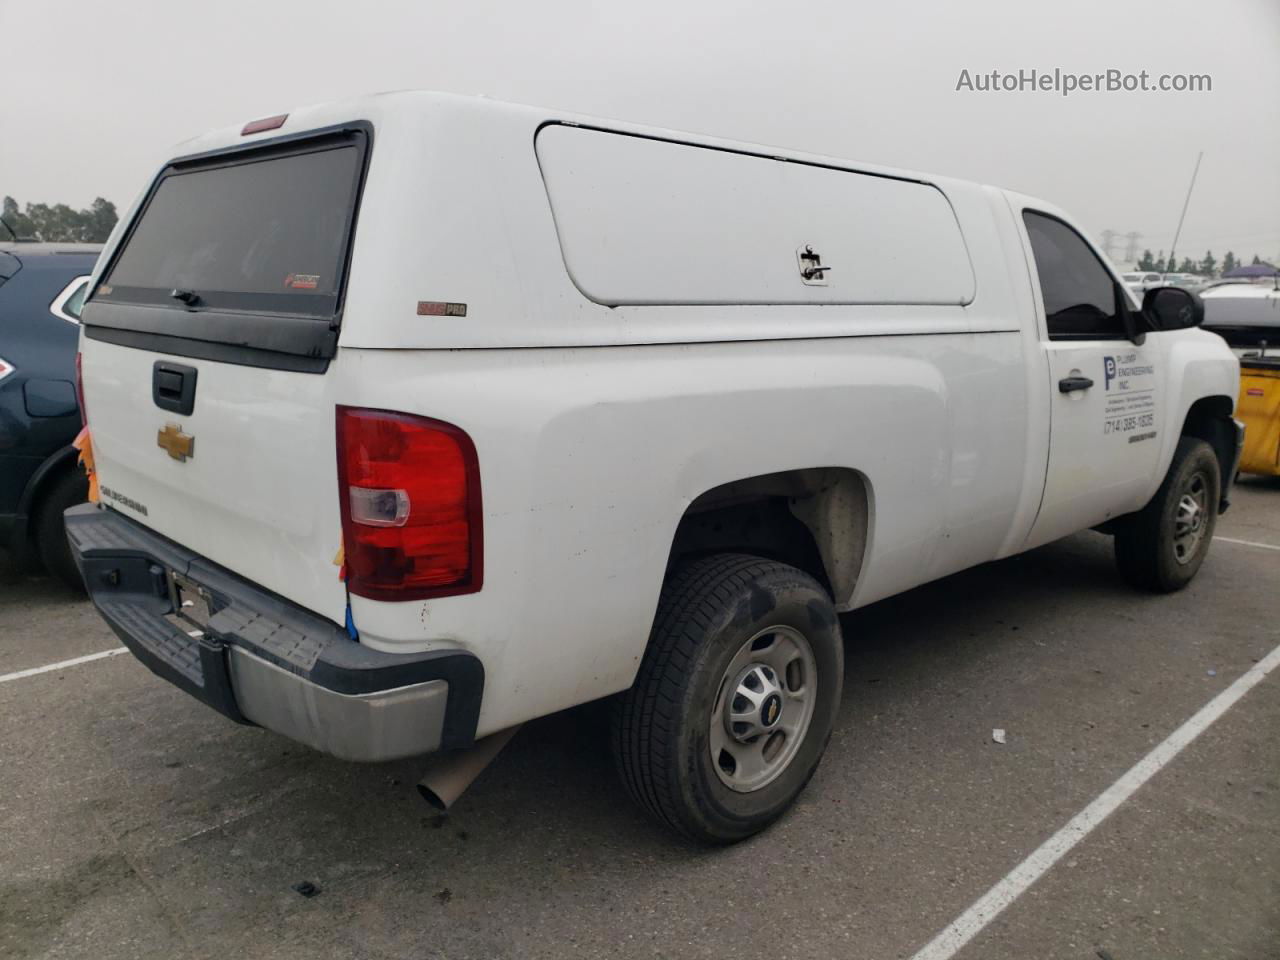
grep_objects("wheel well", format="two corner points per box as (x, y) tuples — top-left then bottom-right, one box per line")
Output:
(1180, 395), (1236, 484)
(3, 446), (79, 564)
(19, 447), (80, 527)
(668, 468), (870, 610)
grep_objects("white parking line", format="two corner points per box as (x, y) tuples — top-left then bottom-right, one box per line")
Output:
(0, 647), (128, 684)
(909, 640), (1280, 960)
(1215, 535), (1280, 552)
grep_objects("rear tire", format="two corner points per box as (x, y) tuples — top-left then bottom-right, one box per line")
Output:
(611, 553), (843, 844)
(33, 469), (89, 593)
(1114, 437), (1220, 593)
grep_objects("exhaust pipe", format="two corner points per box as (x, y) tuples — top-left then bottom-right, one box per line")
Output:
(416, 725), (521, 811)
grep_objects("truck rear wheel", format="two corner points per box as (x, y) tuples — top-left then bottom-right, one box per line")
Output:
(611, 553), (843, 844)
(1114, 437), (1220, 593)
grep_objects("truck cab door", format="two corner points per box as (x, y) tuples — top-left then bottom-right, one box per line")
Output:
(1020, 210), (1166, 548)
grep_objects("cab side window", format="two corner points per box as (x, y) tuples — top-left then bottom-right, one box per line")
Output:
(1023, 211), (1127, 340)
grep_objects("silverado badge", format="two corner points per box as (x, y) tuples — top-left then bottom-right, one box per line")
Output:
(157, 422), (195, 462)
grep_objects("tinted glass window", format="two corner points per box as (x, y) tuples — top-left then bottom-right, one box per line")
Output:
(100, 143), (361, 317)
(1023, 212), (1126, 340)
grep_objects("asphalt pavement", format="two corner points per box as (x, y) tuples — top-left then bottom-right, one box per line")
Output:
(2, 477), (1277, 960)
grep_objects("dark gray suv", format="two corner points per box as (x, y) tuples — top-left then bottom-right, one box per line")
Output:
(0, 241), (100, 588)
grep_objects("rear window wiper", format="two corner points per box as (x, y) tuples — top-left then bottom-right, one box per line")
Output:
(169, 288), (202, 307)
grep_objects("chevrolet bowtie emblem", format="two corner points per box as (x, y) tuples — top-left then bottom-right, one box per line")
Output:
(157, 422), (195, 461)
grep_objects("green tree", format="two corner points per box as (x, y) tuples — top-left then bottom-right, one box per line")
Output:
(1137, 249), (1156, 271)
(1199, 250), (1217, 276)
(85, 198), (118, 242)
(2, 196), (37, 239)
(1222, 251), (1237, 274)
(1253, 255), (1264, 265)
(1155, 250), (1167, 272)
(0, 196), (117, 242)
(26, 203), (74, 240)
(1179, 257), (1197, 274)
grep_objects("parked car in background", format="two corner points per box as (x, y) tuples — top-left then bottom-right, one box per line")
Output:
(1164, 273), (1210, 294)
(1122, 271), (1165, 299)
(0, 242), (100, 588)
(1202, 280), (1280, 352)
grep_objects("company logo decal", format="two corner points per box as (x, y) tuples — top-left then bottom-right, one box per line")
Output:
(1101, 352), (1157, 442)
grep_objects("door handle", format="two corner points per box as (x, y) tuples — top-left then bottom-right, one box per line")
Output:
(1058, 375), (1094, 394)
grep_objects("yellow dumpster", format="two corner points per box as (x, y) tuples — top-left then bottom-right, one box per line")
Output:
(1238, 358), (1280, 476)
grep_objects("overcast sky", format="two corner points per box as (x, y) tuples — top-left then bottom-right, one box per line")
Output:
(3, 0), (1277, 264)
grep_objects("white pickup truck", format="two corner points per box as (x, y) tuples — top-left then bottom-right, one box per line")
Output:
(69, 92), (1242, 843)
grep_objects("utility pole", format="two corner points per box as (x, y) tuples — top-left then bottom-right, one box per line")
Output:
(1124, 231), (1142, 264)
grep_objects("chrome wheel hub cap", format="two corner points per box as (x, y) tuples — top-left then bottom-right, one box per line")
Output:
(1172, 471), (1209, 565)
(710, 625), (818, 793)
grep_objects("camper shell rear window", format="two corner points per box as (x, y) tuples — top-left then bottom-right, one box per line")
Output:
(84, 124), (370, 366)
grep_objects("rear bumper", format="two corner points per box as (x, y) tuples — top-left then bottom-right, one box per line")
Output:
(64, 503), (483, 761)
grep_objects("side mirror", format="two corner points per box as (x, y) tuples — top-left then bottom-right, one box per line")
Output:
(1143, 286), (1203, 331)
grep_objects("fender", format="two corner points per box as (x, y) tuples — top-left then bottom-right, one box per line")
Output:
(6, 444), (79, 556)
(1151, 330), (1240, 490)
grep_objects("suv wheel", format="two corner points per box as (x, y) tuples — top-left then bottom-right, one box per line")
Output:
(34, 469), (89, 593)
(1114, 437), (1220, 592)
(611, 553), (843, 844)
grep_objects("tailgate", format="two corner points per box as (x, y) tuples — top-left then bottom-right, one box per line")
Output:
(79, 338), (346, 621)
(77, 124), (371, 623)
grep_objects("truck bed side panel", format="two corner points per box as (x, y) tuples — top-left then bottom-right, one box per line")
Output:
(338, 332), (1027, 735)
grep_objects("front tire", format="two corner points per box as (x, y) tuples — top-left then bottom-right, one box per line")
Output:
(1114, 437), (1220, 593)
(611, 553), (843, 844)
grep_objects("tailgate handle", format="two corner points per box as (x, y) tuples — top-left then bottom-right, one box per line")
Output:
(153, 361), (198, 415)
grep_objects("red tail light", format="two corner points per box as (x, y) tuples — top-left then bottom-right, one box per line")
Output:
(336, 406), (483, 601)
(75, 352), (87, 426)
